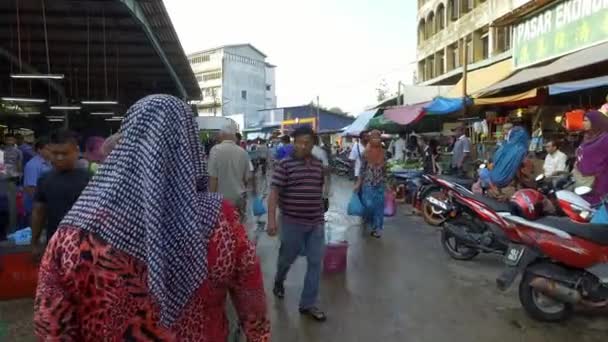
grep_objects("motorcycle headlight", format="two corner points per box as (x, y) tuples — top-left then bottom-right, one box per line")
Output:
(580, 211), (591, 220)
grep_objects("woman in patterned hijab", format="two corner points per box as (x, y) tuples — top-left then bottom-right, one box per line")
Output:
(34, 95), (270, 341)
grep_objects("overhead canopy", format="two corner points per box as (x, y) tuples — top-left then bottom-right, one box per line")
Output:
(474, 89), (538, 105)
(367, 115), (405, 133)
(424, 97), (468, 115)
(549, 75), (608, 95)
(481, 42), (608, 95)
(383, 102), (427, 125)
(446, 59), (512, 98)
(342, 110), (377, 136)
(0, 0), (201, 131)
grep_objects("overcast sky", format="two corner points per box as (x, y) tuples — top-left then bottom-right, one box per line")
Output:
(164, 0), (417, 114)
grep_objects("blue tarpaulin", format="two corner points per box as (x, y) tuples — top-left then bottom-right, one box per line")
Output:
(424, 97), (469, 115)
(342, 110), (377, 136)
(549, 75), (608, 95)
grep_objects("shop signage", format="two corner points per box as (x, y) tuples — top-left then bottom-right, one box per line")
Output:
(513, 0), (608, 69)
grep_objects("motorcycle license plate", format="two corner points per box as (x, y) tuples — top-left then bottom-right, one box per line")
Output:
(427, 196), (448, 211)
(505, 245), (525, 266)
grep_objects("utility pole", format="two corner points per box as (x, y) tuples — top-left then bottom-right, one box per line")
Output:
(462, 36), (469, 98)
(316, 96), (320, 132)
(397, 81), (403, 106)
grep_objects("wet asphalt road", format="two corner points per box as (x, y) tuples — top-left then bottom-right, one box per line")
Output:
(1, 175), (607, 341)
(255, 176), (608, 342)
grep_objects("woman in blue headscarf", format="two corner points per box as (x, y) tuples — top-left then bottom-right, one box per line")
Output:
(489, 126), (530, 188)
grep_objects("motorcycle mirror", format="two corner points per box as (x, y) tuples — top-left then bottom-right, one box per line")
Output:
(574, 186), (593, 196)
(535, 174), (545, 182)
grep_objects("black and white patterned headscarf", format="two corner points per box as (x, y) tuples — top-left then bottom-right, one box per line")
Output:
(61, 94), (223, 327)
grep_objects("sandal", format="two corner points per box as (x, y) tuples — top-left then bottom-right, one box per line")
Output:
(299, 307), (327, 322)
(273, 282), (285, 299)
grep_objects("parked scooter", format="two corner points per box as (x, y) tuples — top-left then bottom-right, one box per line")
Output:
(423, 174), (519, 260)
(496, 187), (608, 322)
(534, 173), (596, 222)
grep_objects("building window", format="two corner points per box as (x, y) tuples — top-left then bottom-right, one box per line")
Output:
(448, 0), (459, 22)
(436, 4), (446, 31)
(266, 84), (272, 91)
(418, 19), (426, 44)
(462, 0), (474, 13)
(203, 87), (219, 97)
(496, 26), (512, 53)
(437, 51), (445, 76)
(466, 37), (473, 64)
(203, 72), (221, 81)
(426, 11), (435, 37)
(196, 74), (203, 82)
(481, 33), (490, 60)
(241, 90), (247, 100)
(190, 54), (211, 64)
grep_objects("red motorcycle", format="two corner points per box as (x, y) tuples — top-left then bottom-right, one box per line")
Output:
(424, 174), (519, 260)
(496, 206), (608, 322)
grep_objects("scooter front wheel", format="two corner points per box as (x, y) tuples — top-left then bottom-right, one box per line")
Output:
(440, 228), (479, 260)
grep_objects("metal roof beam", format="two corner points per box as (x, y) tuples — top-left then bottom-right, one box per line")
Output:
(118, 0), (187, 100)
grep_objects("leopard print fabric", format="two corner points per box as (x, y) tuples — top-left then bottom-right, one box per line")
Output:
(34, 201), (270, 342)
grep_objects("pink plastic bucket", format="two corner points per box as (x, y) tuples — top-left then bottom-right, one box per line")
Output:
(323, 242), (348, 274)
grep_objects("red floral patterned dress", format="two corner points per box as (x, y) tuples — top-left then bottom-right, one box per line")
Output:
(34, 201), (270, 341)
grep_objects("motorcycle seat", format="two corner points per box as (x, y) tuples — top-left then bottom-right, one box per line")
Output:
(438, 175), (474, 189)
(535, 216), (608, 245)
(469, 193), (512, 213)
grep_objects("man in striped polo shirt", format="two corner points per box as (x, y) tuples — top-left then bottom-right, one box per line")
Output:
(267, 125), (327, 322)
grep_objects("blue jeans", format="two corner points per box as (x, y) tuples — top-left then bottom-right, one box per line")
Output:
(275, 217), (325, 309)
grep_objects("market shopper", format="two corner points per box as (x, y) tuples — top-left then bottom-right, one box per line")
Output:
(16, 133), (34, 168)
(23, 137), (52, 226)
(349, 131), (368, 178)
(354, 130), (387, 238)
(312, 136), (331, 211)
(275, 135), (294, 160)
(3, 134), (23, 178)
(450, 126), (471, 177)
(30, 130), (91, 257)
(80, 136), (105, 174)
(421, 138), (439, 175)
(390, 132), (406, 162)
(543, 139), (568, 177)
(574, 110), (608, 205)
(33, 95), (270, 342)
(268, 125), (327, 322)
(208, 122), (253, 223)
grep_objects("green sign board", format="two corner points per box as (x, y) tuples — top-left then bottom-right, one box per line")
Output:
(513, 0), (608, 69)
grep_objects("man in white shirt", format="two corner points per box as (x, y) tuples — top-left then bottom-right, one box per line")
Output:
(208, 123), (253, 222)
(348, 132), (368, 177)
(312, 137), (330, 211)
(543, 140), (568, 177)
(391, 133), (406, 162)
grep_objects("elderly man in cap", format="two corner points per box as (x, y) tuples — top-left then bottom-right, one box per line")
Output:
(208, 121), (253, 222)
(451, 126), (472, 177)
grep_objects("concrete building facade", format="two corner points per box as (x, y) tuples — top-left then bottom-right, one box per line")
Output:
(416, 0), (534, 85)
(188, 44), (277, 125)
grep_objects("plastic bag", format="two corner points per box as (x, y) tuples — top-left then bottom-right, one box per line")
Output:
(347, 192), (365, 216)
(7, 227), (32, 246)
(591, 204), (608, 224)
(384, 191), (396, 217)
(252, 197), (267, 216)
